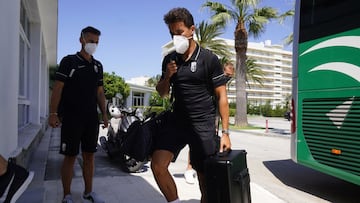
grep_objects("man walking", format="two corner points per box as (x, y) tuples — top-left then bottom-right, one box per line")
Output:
(151, 8), (231, 203)
(49, 26), (108, 203)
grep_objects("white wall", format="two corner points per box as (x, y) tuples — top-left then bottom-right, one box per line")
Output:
(0, 0), (20, 157)
(0, 0), (57, 159)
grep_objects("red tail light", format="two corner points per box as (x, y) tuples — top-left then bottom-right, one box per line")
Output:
(291, 98), (296, 134)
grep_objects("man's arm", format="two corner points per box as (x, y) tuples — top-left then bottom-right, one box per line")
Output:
(48, 80), (64, 128)
(214, 85), (231, 152)
(156, 60), (177, 98)
(97, 86), (108, 128)
(156, 77), (171, 98)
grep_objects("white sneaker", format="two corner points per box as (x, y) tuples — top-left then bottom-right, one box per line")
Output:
(184, 169), (196, 184)
(62, 194), (73, 203)
(82, 192), (105, 203)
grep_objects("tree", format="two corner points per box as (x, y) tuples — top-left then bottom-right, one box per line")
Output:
(147, 75), (172, 109)
(146, 74), (161, 87)
(149, 91), (163, 106)
(246, 58), (264, 88)
(203, 0), (278, 127)
(278, 9), (295, 45)
(103, 72), (130, 100)
(195, 20), (232, 59)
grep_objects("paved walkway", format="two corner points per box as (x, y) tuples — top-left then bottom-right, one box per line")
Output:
(18, 116), (289, 203)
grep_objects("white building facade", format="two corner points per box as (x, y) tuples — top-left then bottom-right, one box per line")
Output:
(126, 83), (154, 108)
(0, 0), (58, 164)
(224, 39), (292, 108)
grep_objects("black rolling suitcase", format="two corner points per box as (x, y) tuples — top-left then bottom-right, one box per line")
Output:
(204, 149), (251, 203)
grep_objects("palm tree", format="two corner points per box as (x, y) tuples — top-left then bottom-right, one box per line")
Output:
(219, 56), (233, 65)
(220, 57), (265, 91)
(203, 0), (278, 127)
(195, 20), (232, 59)
(278, 9), (295, 45)
(245, 58), (264, 88)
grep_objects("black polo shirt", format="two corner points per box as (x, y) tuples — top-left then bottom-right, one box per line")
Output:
(55, 52), (103, 118)
(161, 45), (227, 123)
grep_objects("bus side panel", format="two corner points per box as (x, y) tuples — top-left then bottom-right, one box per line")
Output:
(293, 0), (360, 186)
(296, 89), (360, 186)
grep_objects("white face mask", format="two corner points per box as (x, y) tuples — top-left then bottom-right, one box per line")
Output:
(173, 35), (190, 54)
(84, 43), (97, 55)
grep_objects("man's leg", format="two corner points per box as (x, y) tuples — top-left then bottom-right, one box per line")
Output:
(0, 155), (7, 176)
(197, 172), (208, 203)
(82, 152), (94, 194)
(81, 152), (105, 203)
(61, 155), (77, 197)
(151, 149), (178, 202)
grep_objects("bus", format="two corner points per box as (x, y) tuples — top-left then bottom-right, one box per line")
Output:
(291, 0), (360, 185)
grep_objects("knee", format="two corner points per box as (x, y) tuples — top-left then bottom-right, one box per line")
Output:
(63, 155), (77, 163)
(82, 152), (94, 159)
(150, 156), (169, 176)
(150, 159), (166, 176)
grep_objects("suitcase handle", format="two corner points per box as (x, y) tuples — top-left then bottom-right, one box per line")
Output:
(217, 149), (232, 157)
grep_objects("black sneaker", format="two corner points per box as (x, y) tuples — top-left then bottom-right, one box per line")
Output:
(0, 161), (34, 203)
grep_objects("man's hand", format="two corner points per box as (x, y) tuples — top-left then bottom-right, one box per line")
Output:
(48, 114), (61, 128)
(165, 60), (178, 80)
(101, 114), (109, 128)
(219, 134), (231, 153)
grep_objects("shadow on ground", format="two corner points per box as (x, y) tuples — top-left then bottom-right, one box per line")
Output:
(263, 159), (360, 203)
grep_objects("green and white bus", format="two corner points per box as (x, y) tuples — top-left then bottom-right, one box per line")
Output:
(291, 0), (360, 185)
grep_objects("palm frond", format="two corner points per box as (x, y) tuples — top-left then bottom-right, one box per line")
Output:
(246, 58), (264, 86)
(246, 7), (277, 38)
(219, 56), (234, 65)
(195, 20), (232, 59)
(256, 7), (278, 18)
(278, 9), (294, 24)
(283, 33), (293, 45)
(203, 1), (235, 25)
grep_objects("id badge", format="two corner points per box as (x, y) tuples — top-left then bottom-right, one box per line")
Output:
(190, 61), (197, 72)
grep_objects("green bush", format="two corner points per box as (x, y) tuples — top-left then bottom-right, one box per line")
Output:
(229, 108), (235, 117)
(133, 106), (166, 117)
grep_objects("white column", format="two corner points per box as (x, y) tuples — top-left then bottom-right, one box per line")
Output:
(0, 0), (20, 157)
(40, 50), (49, 119)
(144, 92), (151, 106)
(127, 90), (133, 107)
(29, 23), (42, 124)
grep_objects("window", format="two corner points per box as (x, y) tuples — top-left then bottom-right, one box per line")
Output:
(18, 1), (31, 128)
(300, 0), (360, 43)
(132, 92), (144, 106)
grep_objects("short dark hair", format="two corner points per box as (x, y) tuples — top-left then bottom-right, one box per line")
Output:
(224, 61), (234, 67)
(164, 7), (194, 28)
(81, 26), (101, 38)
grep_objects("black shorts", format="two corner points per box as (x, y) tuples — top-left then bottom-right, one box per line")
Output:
(153, 115), (218, 173)
(60, 116), (99, 156)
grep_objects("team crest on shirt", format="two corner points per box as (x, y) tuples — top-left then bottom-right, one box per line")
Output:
(62, 143), (66, 152)
(94, 64), (98, 73)
(190, 61), (197, 72)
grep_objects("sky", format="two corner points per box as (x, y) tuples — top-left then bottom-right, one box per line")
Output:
(57, 0), (294, 81)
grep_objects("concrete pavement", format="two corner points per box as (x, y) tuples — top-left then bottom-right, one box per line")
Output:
(18, 116), (289, 203)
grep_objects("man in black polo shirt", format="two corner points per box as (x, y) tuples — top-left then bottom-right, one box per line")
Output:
(151, 8), (231, 203)
(49, 26), (108, 203)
